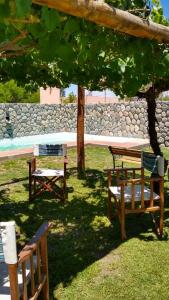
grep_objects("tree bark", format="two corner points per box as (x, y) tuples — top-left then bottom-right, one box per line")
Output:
(33, 0), (169, 43)
(137, 87), (161, 155)
(77, 85), (85, 174)
(146, 96), (162, 156)
(137, 80), (169, 155)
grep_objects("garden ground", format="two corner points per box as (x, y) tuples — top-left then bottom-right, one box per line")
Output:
(0, 145), (169, 300)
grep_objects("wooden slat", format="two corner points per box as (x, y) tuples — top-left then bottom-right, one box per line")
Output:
(159, 178), (164, 235)
(41, 235), (49, 300)
(30, 255), (36, 296)
(109, 146), (142, 158)
(29, 275), (46, 300)
(120, 184), (126, 240)
(36, 244), (42, 284)
(150, 179), (154, 207)
(131, 183), (135, 210)
(22, 261), (28, 300)
(141, 181), (145, 209)
(125, 206), (160, 214)
(141, 168), (145, 209)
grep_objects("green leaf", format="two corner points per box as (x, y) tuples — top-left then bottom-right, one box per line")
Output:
(41, 6), (60, 31)
(0, 0), (10, 20)
(64, 18), (80, 35)
(56, 43), (75, 63)
(38, 32), (60, 61)
(16, 0), (32, 17)
(164, 53), (169, 64)
(28, 23), (45, 38)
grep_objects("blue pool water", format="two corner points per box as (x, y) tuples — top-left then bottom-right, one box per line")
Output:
(0, 132), (149, 152)
(0, 132), (76, 151)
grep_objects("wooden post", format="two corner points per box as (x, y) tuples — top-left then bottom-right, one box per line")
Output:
(77, 85), (85, 174)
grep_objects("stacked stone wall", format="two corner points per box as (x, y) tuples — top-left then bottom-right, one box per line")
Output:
(0, 101), (168, 146)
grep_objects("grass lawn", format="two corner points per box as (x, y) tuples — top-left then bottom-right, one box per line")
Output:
(0, 145), (169, 299)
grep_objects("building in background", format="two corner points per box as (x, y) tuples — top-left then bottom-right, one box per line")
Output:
(40, 86), (119, 104)
(85, 90), (118, 104)
(40, 87), (60, 104)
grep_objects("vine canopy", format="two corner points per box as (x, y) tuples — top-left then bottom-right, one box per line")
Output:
(0, 0), (169, 97)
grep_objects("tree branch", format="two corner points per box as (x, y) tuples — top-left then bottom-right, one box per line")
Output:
(137, 79), (169, 99)
(0, 31), (28, 52)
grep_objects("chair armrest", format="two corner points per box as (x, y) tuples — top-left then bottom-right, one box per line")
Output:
(18, 222), (52, 264)
(117, 178), (143, 185)
(104, 167), (142, 173)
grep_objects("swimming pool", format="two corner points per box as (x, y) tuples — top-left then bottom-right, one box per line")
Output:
(0, 132), (149, 152)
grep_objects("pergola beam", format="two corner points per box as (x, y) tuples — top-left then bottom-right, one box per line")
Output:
(33, 0), (169, 43)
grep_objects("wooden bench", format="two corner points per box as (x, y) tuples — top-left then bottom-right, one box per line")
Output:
(0, 221), (51, 300)
(108, 146), (143, 168)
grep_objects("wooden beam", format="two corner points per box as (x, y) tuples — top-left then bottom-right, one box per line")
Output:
(33, 0), (169, 43)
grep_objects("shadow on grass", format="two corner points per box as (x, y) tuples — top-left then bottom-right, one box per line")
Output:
(0, 166), (169, 297)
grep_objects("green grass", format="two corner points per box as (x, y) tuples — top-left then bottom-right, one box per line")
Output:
(1, 145), (169, 300)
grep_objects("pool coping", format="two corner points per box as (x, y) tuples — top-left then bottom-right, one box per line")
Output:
(0, 139), (149, 161)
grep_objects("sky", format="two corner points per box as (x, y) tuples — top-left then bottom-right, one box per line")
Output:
(161, 0), (169, 19)
(65, 0), (169, 97)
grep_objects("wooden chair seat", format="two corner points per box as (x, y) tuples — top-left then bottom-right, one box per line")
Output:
(32, 168), (64, 177)
(109, 185), (160, 202)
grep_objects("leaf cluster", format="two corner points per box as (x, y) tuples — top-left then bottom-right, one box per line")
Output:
(0, 0), (169, 97)
(0, 79), (39, 103)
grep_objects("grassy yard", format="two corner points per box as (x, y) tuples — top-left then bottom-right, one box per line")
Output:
(0, 145), (169, 299)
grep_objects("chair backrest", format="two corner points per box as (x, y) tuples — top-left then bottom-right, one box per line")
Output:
(0, 221), (17, 264)
(141, 151), (164, 177)
(34, 144), (67, 157)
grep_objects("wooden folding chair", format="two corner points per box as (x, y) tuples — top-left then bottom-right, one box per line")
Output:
(0, 221), (51, 300)
(106, 152), (165, 240)
(27, 144), (68, 202)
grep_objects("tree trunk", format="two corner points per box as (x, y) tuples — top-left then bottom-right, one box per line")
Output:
(77, 85), (85, 174)
(146, 96), (162, 156)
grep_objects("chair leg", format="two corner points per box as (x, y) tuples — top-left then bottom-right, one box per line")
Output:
(29, 176), (32, 202)
(159, 209), (164, 237)
(29, 177), (37, 201)
(8, 264), (19, 300)
(120, 208), (127, 241)
(159, 180), (164, 237)
(108, 190), (113, 222)
(63, 177), (67, 203)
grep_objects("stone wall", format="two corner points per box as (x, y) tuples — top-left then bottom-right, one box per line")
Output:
(0, 101), (169, 146)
